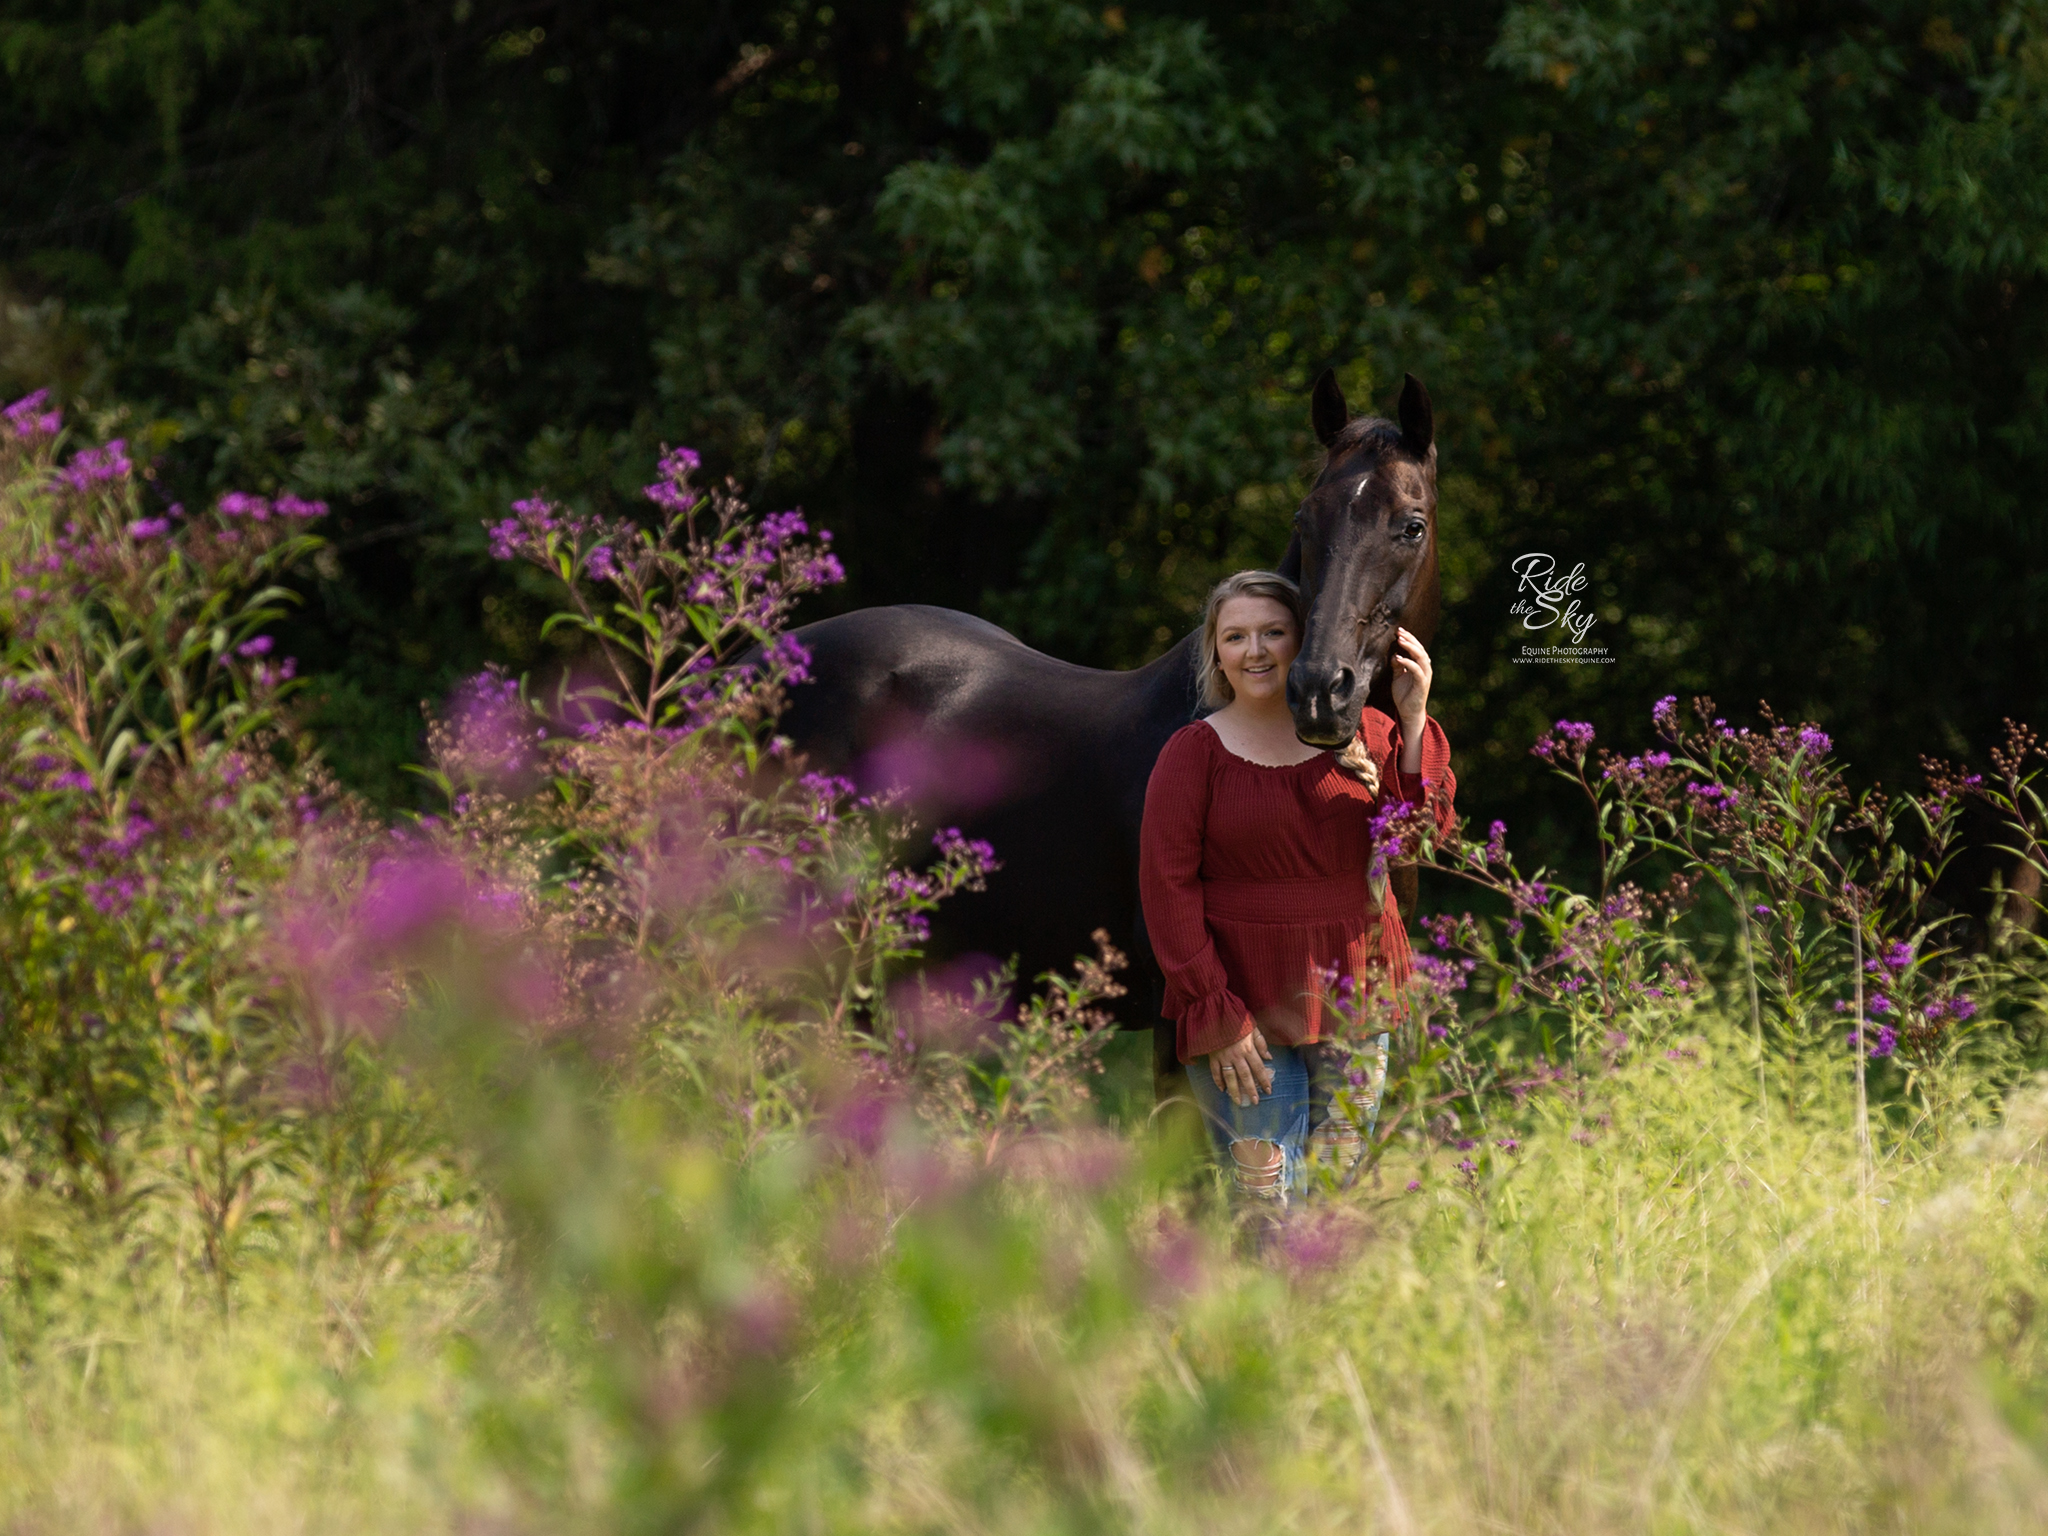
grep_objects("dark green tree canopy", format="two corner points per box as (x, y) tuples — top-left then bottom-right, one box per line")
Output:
(4, 0), (2043, 847)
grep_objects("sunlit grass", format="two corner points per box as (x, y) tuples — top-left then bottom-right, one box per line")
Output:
(4, 1005), (2047, 1534)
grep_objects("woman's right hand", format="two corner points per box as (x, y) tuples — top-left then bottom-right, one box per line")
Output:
(1208, 1027), (1275, 1107)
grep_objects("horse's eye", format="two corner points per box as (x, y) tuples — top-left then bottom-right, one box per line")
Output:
(1403, 519), (1426, 540)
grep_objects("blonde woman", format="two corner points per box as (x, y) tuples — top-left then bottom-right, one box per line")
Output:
(1139, 570), (1456, 1204)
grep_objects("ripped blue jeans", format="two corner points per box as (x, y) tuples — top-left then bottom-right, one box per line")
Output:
(1184, 1036), (1389, 1203)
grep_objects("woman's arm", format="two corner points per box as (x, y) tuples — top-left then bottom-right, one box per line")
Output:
(1138, 730), (1272, 1099)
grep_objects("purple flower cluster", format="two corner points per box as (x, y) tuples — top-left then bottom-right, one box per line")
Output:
(1685, 780), (1740, 809)
(1602, 749), (1672, 782)
(487, 495), (567, 562)
(58, 440), (132, 493)
(3, 389), (62, 442)
(1366, 797), (1426, 882)
(1651, 694), (1679, 737)
(1484, 819), (1508, 866)
(445, 667), (545, 789)
(217, 491), (326, 522)
(644, 445), (703, 516)
(932, 826), (998, 879)
(1531, 719), (1596, 763)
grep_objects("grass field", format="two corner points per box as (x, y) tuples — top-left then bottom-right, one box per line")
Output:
(5, 1006), (2047, 1536)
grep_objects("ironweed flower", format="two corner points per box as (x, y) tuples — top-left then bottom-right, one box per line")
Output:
(58, 439), (130, 492)
(1531, 718), (1596, 763)
(3, 388), (62, 442)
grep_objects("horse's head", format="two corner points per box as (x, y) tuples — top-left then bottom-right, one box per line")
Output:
(1284, 370), (1441, 748)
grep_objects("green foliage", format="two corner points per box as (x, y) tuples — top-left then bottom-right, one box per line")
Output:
(4, 0), (2042, 844)
(8, 396), (2048, 1531)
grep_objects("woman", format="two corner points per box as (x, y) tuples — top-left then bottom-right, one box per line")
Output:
(1139, 570), (1455, 1205)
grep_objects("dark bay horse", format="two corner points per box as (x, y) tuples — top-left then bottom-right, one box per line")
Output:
(776, 371), (1443, 1077)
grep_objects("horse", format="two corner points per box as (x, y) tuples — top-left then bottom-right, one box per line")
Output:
(775, 370), (1443, 1092)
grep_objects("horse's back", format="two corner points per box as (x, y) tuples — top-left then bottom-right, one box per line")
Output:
(776, 603), (1193, 1019)
(781, 604), (1137, 769)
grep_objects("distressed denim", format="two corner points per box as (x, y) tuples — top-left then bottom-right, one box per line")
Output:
(1184, 1034), (1389, 1203)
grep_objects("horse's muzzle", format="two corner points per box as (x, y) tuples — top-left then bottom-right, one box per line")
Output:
(1288, 657), (1369, 748)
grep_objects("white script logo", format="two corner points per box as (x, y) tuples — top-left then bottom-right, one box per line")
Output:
(1509, 553), (1599, 645)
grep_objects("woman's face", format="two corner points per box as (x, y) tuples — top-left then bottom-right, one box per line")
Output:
(1214, 594), (1300, 705)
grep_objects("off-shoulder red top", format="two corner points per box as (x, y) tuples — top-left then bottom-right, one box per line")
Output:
(1138, 709), (1457, 1064)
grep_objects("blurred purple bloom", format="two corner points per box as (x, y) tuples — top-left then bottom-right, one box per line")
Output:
(218, 492), (270, 521)
(127, 517), (170, 540)
(1798, 726), (1832, 757)
(59, 440), (131, 492)
(236, 636), (274, 658)
(1867, 1025), (1897, 1059)
(3, 389), (62, 441)
(1652, 695), (1679, 735)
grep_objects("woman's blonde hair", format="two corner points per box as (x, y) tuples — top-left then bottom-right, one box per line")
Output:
(1197, 570), (1305, 709)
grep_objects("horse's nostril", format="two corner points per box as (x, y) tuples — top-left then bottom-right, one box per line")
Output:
(1329, 667), (1355, 705)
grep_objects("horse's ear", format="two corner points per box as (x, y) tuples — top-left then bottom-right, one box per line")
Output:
(1311, 368), (1349, 448)
(1398, 373), (1434, 457)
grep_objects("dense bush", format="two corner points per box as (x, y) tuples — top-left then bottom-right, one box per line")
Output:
(4, 393), (2048, 1532)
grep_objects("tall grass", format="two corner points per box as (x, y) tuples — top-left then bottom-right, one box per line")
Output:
(4, 392), (2048, 1533)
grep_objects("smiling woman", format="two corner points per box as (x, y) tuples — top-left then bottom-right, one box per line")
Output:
(1140, 568), (1456, 1208)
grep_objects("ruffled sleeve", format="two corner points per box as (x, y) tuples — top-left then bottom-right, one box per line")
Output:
(1139, 726), (1258, 1064)
(1363, 711), (1458, 1019)
(1369, 709), (1457, 831)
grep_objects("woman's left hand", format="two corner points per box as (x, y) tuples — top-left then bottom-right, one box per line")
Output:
(1390, 627), (1432, 729)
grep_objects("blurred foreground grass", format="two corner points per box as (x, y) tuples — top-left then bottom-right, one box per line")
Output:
(6, 1007), (2048, 1535)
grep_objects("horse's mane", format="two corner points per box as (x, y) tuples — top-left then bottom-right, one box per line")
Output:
(1327, 414), (1405, 458)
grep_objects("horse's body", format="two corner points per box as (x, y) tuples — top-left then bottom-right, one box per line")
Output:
(777, 604), (1203, 1011)
(777, 372), (1446, 1062)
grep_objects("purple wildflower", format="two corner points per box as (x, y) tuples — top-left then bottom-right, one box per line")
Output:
(1867, 1025), (1897, 1059)
(3, 389), (62, 441)
(58, 440), (131, 492)
(1798, 726), (1832, 757)
(218, 492), (271, 521)
(127, 517), (170, 540)
(236, 636), (274, 658)
(644, 446), (703, 515)
(1652, 694), (1679, 735)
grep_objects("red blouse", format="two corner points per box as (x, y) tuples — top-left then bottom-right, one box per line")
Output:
(1139, 709), (1457, 1064)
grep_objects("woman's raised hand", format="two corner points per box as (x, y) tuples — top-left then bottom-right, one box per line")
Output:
(1208, 1027), (1275, 1107)
(1390, 626), (1433, 729)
